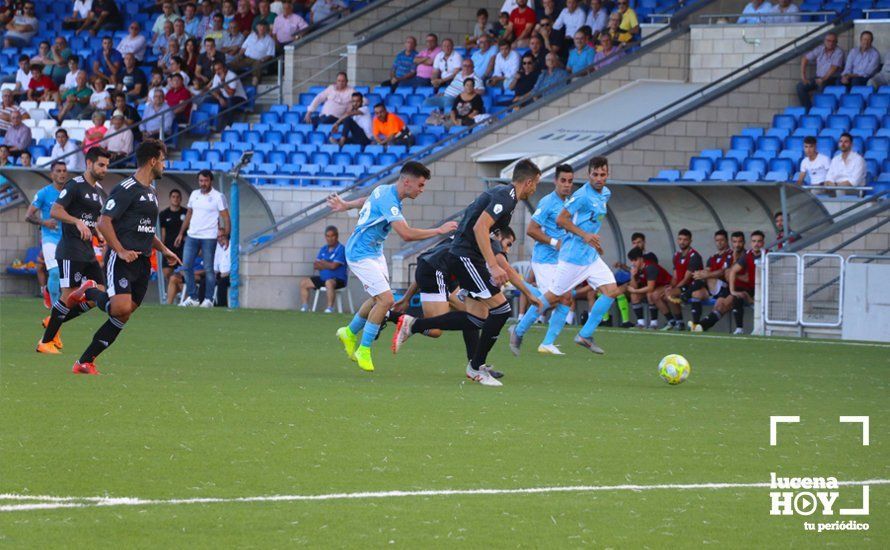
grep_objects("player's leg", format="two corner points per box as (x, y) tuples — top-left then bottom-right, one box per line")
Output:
(689, 286), (709, 325)
(42, 242), (61, 306)
(697, 292), (733, 332)
(537, 262), (587, 354)
(299, 276), (319, 311)
(574, 259), (619, 354)
(324, 278), (337, 311)
(732, 292), (752, 334)
(39, 261), (105, 351)
(338, 256), (392, 371)
(511, 264), (557, 353)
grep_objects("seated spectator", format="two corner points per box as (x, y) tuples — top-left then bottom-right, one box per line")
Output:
(184, 38), (201, 76)
(19, 149), (31, 167)
(604, 11), (621, 47)
(510, 0), (537, 47)
(796, 32), (844, 109)
(76, 0), (122, 36)
(203, 13), (226, 48)
(0, 89), (28, 136)
(152, 2), (181, 37)
(594, 33), (623, 70)
(304, 71), (354, 125)
(567, 30), (595, 75)
(55, 70), (93, 121)
(383, 36), (420, 92)
(426, 58), (483, 111)
(26, 63), (59, 103)
(253, 0), (277, 31)
(508, 53), (541, 107)
(3, 0), (37, 48)
(299, 225), (347, 313)
(64, 0), (96, 30)
(92, 36), (124, 86)
(451, 77), (485, 127)
(165, 72), (193, 124)
(616, 0), (640, 45)
(310, 0), (347, 25)
(119, 53), (148, 100)
(195, 38), (226, 90)
(796, 136), (830, 186)
(472, 8), (493, 42)
(44, 37), (72, 86)
(586, 0), (608, 40)
(166, 55), (191, 87)
(738, 0), (774, 24)
(118, 21), (148, 62)
(3, 111), (31, 157)
(431, 38), (463, 92)
(145, 67), (167, 101)
(535, 0), (557, 21)
(371, 104), (412, 146)
(471, 35), (497, 81)
(553, 0), (586, 40)
(824, 133), (866, 196)
(140, 88), (175, 139)
(196, 0), (218, 39)
(501, 0), (534, 13)
(221, 0), (237, 27)
(30, 41), (53, 67)
(82, 111), (108, 152)
(83, 74), (112, 120)
(230, 21), (275, 85)
(771, 0), (800, 24)
(271, 0), (308, 51)
(841, 31), (879, 88)
(535, 14), (564, 59)
(209, 60), (247, 126)
(219, 19), (246, 63)
(234, 0), (255, 35)
(60, 56), (81, 94)
(527, 34), (546, 71)
(868, 48), (889, 87)
(329, 91), (372, 147)
(153, 21), (176, 58)
(413, 34), (440, 87)
(488, 39), (520, 88)
(112, 92), (142, 142)
(159, 36), (183, 71)
(171, 18), (191, 51)
(531, 52), (568, 98)
(182, 2), (202, 37)
(491, 11), (511, 42)
(1, 55), (31, 97)
(102, 110), (134, 162)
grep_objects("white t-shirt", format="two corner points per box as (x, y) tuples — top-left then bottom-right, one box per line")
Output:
(89, 89), (111, 109)
(799, 153), (830, 185)
(15, 68), (31, 90)
(242, 32), (275, 60)
(554, 7), (587, 38)
(187, 188), (228, 239)
(214, 241), (231, 275)
(433, 50), (463, 80)
(73, 0), (93, 19)
(353, 105), (373, 138)
(825, 151), (866, 186)
(63, 70), (79, 90)
(211, 70), (247, 99)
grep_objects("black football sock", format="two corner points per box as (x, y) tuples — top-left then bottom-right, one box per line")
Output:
(673, 310), (683, 324)
(462, 314), (484, 359)
(648, 304), (658, 323)
(664, 312), (675, 324)
(700, 310), (721, 331)
(78, 316), (126, 364)
(85, 287), (110, 313)
(411, 311), (477, 334)
(632, 303), (644, 322)
(42, 301), (71, 343)
(470, 302), (511, 369)
(690, 299), (702, 324)
(733, 298), (744, 328)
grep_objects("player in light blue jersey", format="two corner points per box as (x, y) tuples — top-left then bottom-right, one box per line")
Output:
(509, 164), (576, 355)
(26, 161), (68, 308)
(328, 162), (458, 373)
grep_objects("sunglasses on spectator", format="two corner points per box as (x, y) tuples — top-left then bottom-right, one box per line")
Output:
(522, 61), (534, 65)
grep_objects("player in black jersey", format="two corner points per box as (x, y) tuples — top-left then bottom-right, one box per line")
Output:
(37, 148), (113, 355)
(72, 140), (182, 375)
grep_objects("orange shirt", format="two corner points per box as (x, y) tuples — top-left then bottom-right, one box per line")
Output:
(372, 113), (405, 139)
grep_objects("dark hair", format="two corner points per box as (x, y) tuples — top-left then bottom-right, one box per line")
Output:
(861, 30), (873, 40)
(68, 55), (79, 64)
(135, 139), (167, 167)
(336, 71), (347, 80)
(464, 77), (475, 88)
(400, 161), (431, 179)
(18, 54), (29, 63)
(512, 158), (541, 183)
(351, 91), (364, 100)
(324, 225), (338, 235)
(714, 229), (728, 239)
(678, 228), (692, 238)
(373, 102), (386, 111)
(170, 188), (182, 197)
(499, 226), (516, 240)
(50, 160), (67, 170)
(588, 156), (608, 171)
(477, 8), (488, 17)
(731, 231), (745, 240)
(427, 33), (438, 41)
(627, 246), (644, 261)
(55, 128), (68, 138)
(751, 230), (765, 240)
(498, 38), (511, 48)
(631, 232), (645, 241)
(840, 132), (853, 142)
(85, 146), (110, 164)
(803, 136), (817, 145)
(198, 169), (213, 180)
(774, 211), (783, 219)
(555, 163), (574, 178)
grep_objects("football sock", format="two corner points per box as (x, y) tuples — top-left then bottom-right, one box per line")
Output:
(85, 287), (110, 312)
(664, 312), (675, 324)
(579, 295), (615, 339)
(411, 311), (476, 334)
(360, 322), (380, 347)
(41, 301), (70, 343)
(673, 310), (683, 324)
(648, 304), (658, 324)
(541, 303), (570, 345)
(347, 313), (366, 335)
(47, 267), (60, 305)
(700, 310), (721, 330)
(690, 299), (702, 324)
(616, 294), (630, 323)
(469, 301), (511, 369)
(515, 303), (544, 337)
(632, 303), (644, 323)
(79, 316), (126, 364)
(462, 314), (484, 360)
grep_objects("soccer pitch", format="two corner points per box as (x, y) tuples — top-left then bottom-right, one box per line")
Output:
(1, 297), (888, 547)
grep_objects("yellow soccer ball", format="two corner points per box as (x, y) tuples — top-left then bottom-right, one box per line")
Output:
(658, 354), (690, 385)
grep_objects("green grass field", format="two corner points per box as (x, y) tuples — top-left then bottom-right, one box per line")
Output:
(1, 296), (888, 547)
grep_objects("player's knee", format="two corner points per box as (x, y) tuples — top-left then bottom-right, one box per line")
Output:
(559, 294), (572, 306)
(427, 329), (442, 338)
(376, 293), (395, 309)
(601, 285), (621, 299)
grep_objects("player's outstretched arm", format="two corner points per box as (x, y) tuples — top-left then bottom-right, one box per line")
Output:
(496, 253), (543, 309)
(472, 212), (507, 285)
(326, 193), (366, 212)
(390, 219), (458, 242)
(50, 203), (92, 241)
(98, 215), (139, 263)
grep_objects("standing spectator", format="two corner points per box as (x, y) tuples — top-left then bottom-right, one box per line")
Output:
(44, 37), (72, 85)
(771, 0), (800, 24)
(176, 169), (231, 308)
(824, 133), (866, 196)
(471, 34), (497, 81)
(196, 0), (217, 39)
(271, 0), (308, 51)
(553, 0), (586, 40)
(840, 31), (880, 88)
(532, 52), (569, 98)
(383, 36), (419, 92)
(140, 88), (174, 140)
(117, 21), (148, 62)
(594, 33), (623, 70)
(160, 188), (187, 280)
(371, 104), (412, 146)
(209, 60), (247, 126)
(304, 71), (355, 125)
(26, 63), (59, 102)
(0, 89), (27, 136)
(488, 39), (520, 88)
(76, 0), (122, 35)
(182, 2), (202, 37)
(91, 36), (124, 86)
(413, 34), (441, 87)
(165, 72), (193, 124)
(252, 0), (277, 31)
(234, 0), (255, 35)
(2, 0), (37, 48)
(102, 110), (134, 162)
(195, 38), (226, 90)
(616, 0), (640, 45)
(82, 111), (108, 153)
(586, 0), (608, 39)
(2, 110), (31, 157)
(112, 92), (142, 142)
(472, 8), (493, 41)
(219, 19), (246, 63)
(450, 77), (485, 127)
(64, 0), (96, 30)
(55, 70), (92, 121)
(213, 234), (231, 307)
(329, 91), (372, 147)
(508, 53), (541, 107)
(120, 53), (148, 100)
(796, 32), (844, 109)
(509, 0), (537, 47)
(567, 30), (595, 75)
(230, 21), (275, 85)
(299, 226), (347, 313)
(868, 49), (890, 87)
(310, 0), (347, 25)
(152, 2), (181, 36)
(796, 135), (830, 187)
(430, 38), (463, 92)
(738, 0), (774, 24)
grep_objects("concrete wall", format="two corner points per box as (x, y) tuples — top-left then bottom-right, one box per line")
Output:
(0, 204), (39, 297)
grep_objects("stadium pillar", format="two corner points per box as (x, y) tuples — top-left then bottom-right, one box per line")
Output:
(229, 175), (240, 309)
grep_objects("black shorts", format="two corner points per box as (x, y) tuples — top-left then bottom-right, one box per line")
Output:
(310, 276), (346, 289)
(106, 250), (151, 305)
(415, 259), (456, 301)
(163, 245), (183, 268)
(712, 286), (730, 299)
(446, 253), (500, 299)
(58, 258), (106, 289)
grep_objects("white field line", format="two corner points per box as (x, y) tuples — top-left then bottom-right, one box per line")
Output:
(1, 479), (888, 512)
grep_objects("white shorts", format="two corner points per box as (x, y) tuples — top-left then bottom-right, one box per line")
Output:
(531, 262), (558, 293)
(348, 255), (390, 297)
(549, 257), (616, 296)
(42, 242), (58, 270)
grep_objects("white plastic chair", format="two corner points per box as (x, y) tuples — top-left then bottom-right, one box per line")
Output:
(19, 100), (38, 111)
(38, 101), (57, 111)
(29, 127), (47, 142)
(38, 119), (58, 132)
(67, 128), (85, 142)
(35, 156), (53, 167)
(311, 285), (354, 313)
(22, 118), (37, 128)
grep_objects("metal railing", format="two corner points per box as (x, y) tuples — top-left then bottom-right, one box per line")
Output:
(696, 10), (839, 24)
(764, 251), (845, 329)
(863, 8), (890, 19)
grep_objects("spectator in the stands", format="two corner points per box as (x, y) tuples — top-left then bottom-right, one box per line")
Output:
(796, 32), (844, 109)
(738, 0), (774, 24)
(554, 0), (586, 40)
(230, 20), (275, 85)
(153, 2), (181, 36)
(92, 36), (124, 86)
(304, 71), (354, 125)
(471, 34), (497, 81)
(501, 0), (535, 14)
(868, 49), (890, 87)
(56, 70), (92, 121)
(171, 18), (191, 50)
(83, 75), (112, 120)
(253, 0), (277, 31)
(616, 0), (640, 45)
(0, 89), (27, 136)
(145, 67), (167, 100)
(82, 111), (108, 153)
(182, 2), (202, 37)
(60, 56), (81, 94)
(19, 150), (31, 167)
(103, 110), (134, 163)
(184, 38), (201, 76)
(535, 14), (564, 60)
(220, 19), (246, 63)
(203, 12), (226, 47)
(414, 33), (440, 86)
(526, 33), (546, 71)
(841, 31), (879, 88)
(210, 60), (247, 126)
(472, 8), (494, 41)
(824, 133), (865, 196)
(44, 37), (72, 85)
(153, 21), (176, 58)
(508, 53), (540, 107)
(796, 136), (829, 187)
(167, 55), (191, 87)
(165, 73), (193, 124)
(536, 0), (557, 22)
(451, 77), (485, 127)
(30, 41), (53, 66)
(222, 0), (237, 27)
(532, 51), (568, 97)
(76, 0), (122, 36)
(329, 91), (372, 147)
(141, 88), (175, 139)
(298, 226), (347, 313)
(120, 53), (148, 101)
(426, 58), (483, 111)
(492, 11), (510, 41)
(112, 92), (142, 141)
(64, 0), (96, 30)
(3, 0), (37, 48)
(604, 11), (621, 46)
(197, 0), (217, 39)
(594, 32), (622, 70)
(310, 0), (347, 25)
(371, 103), (412, 146)
(771, 0), (800, 24)
(488, 39), (520, 88)
(431, 38), (463, 92)
(2, 55), (30, 97)
(586, 0), (608, 39)
(195, 38), (226, 90)
(510, 0), (537, 47)
(26, 63), (59, 103)
(383, 36), (419, 92)
(234, 0), (255, 35)
(567, 30), (595, 75)
(118, 21), (148, 62)
(272, 0), (308, 51)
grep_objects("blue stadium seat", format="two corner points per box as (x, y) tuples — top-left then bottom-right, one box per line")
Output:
(735, 171), (760, 182)
(244, 130), (261, 143)
(850, 86), (873, 99)
(286, 133), (306, 145)
(266, 131), (284, 144)
(268, 104), (289, 114)
(365, 144), (385, 156)
(224, 150), (242, 163)
(730, 135), (754, 152)
(680, 170), (706, 182)
(743, 157), (767, 176)
(740, 127), (764, 139)
(192, 141), (211, 152)
(356, 153), (375, 166)
(311, 152), (331, 165)
(756, 136), (782, 153)
(812, 94), (837, 110)
(341, 144), (363, 155)
(307, 131), (326, 145)
(416, 133), (437, 147)
(724, 149), (748, 164)
(766, 128), (790, 140)
(290, 152), (309, 165)
(808, 107), (831, 121)
(779, 150), (802, 164)
(819, 128), (842, 140)
(769, 158), (795, 174)
(816, 136), (836, 157)
(753, 150), (777, 162)
(868, 136), (889, 154)
(854, 115), (879, 133)
(799, 115), (823, 132)
(822, 85), (845, 99)
(378, 153), (398, 166)
(826, 114), (850, 131)
(840, 94), (865, 111)
(868, 94), (889, 110)
(708, 170), (734, 181)
(764, 170), (790, 182)
(699, 149), (722, 161)
(267, 150), (287, 165)
(715, 157), (740, 174)
(182, 149), (201, 163)
(221, 130), (241, 143)
(655, 170), (680, 181)
(204, 150), (223, 163)
(332, 152), (352, 166)
(772, 114), (796, 130)
(783, 106), (806, 120)
(387, 145), (407, 157)
(318, 143), (340, 155)
(299, 164), (320, 176)
(784, 136), (805, 152)
(689, 157), (713, 172)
